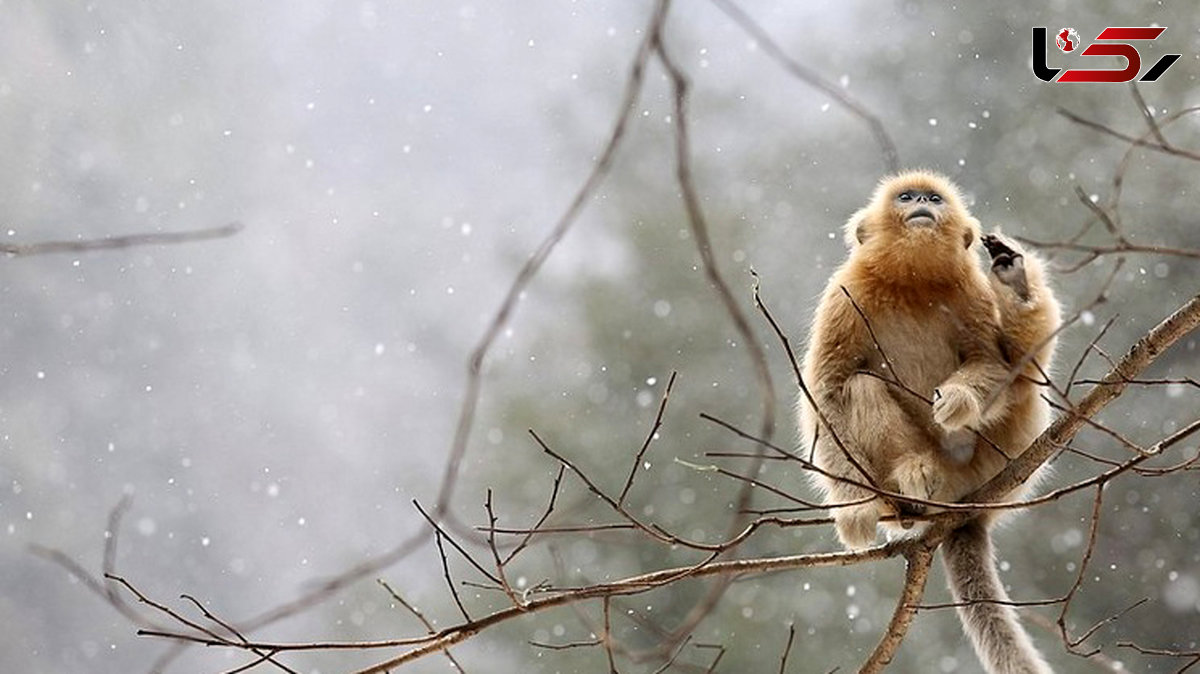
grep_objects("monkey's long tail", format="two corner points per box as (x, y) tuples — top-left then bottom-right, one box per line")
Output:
(942, 520), (1054, 674)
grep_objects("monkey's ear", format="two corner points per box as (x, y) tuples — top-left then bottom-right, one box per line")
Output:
(844, 208), (871, 248)
(962, 216), (982, 249)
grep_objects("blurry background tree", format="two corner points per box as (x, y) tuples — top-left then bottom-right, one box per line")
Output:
(4, 1), (1199, 673)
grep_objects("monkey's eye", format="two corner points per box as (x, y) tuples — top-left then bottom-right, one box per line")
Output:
(898, 192), (913, 202)
(929, 193), (943, 204)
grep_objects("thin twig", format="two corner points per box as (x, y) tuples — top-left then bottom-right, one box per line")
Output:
(378, 579), (467, 672)
(1129, 82), (1168, 147)
(603, 597), (619, 673)
(484, 490), (524, 609)
(29, 498), (148, 627)
(708, 0), (899, 172)
(501, 465), (566, 565)
(1057, 105), (1200, 162)
(778, 623), (797, 674)
(413, 500), (501, 585)
(0, 222), (243, 257)
(619, 371), (678, 506)
(434, 531), (472, 623)
(1056, 486), (1108, 654)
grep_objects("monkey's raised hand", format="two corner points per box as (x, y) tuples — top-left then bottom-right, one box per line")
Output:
(981, 233), (1029, 301)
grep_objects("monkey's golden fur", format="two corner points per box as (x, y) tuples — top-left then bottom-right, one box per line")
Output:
(801, 170), (1059, 545)
(799, 170), (1060, 674)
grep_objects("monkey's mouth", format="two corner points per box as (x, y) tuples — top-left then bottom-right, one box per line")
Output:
(905, 208), (936, 227)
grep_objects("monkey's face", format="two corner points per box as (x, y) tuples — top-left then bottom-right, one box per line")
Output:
(879, 174), (977, 250)
(893, 187), (947, 229)
(846, 171), (979, 250)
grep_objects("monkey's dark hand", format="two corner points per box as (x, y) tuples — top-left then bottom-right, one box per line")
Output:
(981, 234), (1030, 301)
(981, 233), (1019, 266)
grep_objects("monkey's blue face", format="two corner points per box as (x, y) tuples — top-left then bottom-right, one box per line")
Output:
(894, 188), (946, 228)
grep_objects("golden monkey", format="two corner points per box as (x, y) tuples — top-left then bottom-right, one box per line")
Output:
(798, 171), (1060, 674)
(800, 170), (1023, 544)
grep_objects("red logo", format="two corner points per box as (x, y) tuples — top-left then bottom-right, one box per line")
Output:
(1056, 27), (1080, 52)
(1033, 26), (1181, 83)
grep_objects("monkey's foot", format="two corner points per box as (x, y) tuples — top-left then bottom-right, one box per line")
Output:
(892, 454), (944, 505)
(932, 382), (982, 430)
(834, 502), (880, 550)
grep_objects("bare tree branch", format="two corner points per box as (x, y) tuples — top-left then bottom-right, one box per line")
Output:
(433, 0), (670, 522)
(708, 0), (900, 172)
(966, 291), (1200, 508)
(0, 222), (243, 257)
(618, 371), (677, 507)
(859, 545), (935, 674)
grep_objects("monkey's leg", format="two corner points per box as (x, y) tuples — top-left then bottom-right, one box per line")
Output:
(845, 374), (945, 509)
(809, 378), (895, 550)
(826, 496), (886, 550)
(810, 428), (883, 549)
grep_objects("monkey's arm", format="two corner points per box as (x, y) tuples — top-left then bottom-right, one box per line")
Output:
(932, 305), (1013, 431)
(942, 235), (1061, 490)
(983, 233), (1061, 368)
